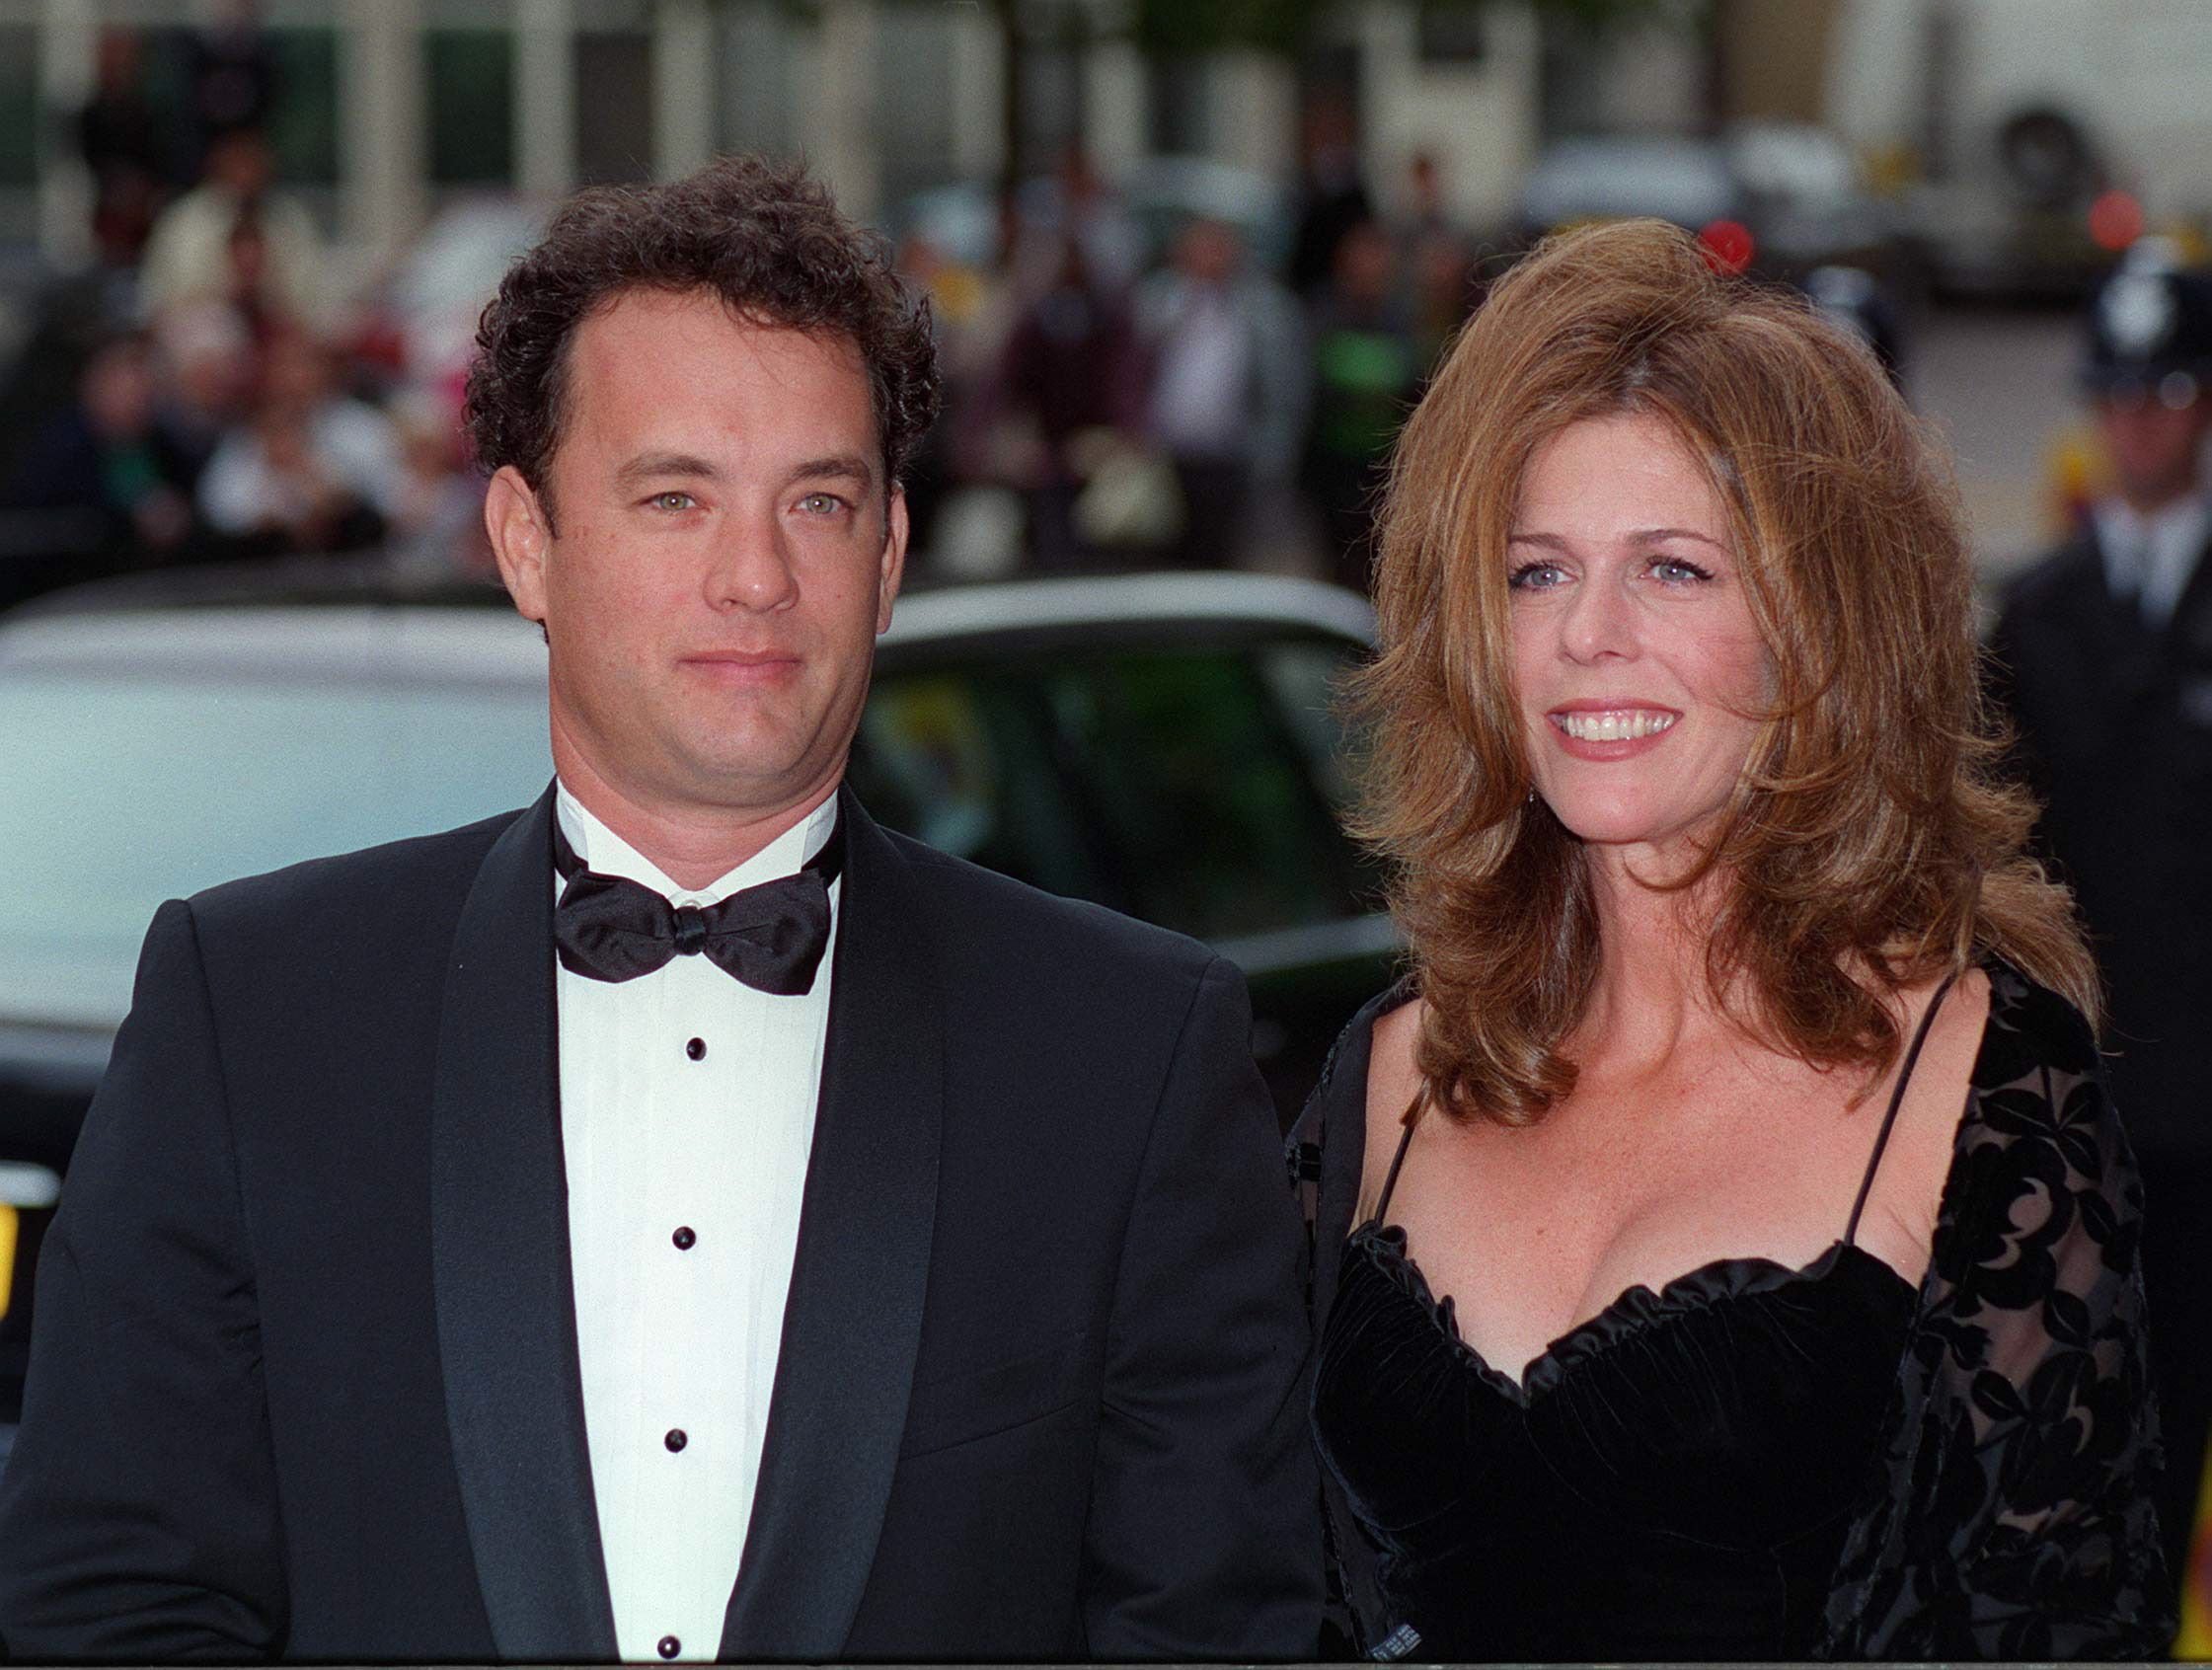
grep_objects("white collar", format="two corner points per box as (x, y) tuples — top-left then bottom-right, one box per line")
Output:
(2093, 492), (2210, 625)
(553, 782), (840, 908)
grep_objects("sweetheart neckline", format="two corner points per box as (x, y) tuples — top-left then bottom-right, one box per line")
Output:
(1346, 1218), (1918, 1403)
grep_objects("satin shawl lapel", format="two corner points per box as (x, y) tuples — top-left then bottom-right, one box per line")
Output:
(430, 787), (618, 1660)
(2166, 531), (2212, 657)
(720, 790), (946, 1660)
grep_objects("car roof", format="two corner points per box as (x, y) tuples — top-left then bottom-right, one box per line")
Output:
(0, 570), (1376, 680)
(885, 572), (1375, 646)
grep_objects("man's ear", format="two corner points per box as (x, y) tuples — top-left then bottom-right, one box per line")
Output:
(485, 466), (552, 625)
(877, 485), (909, 636)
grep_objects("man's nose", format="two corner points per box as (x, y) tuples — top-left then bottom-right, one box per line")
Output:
(706, 509), (799, 613)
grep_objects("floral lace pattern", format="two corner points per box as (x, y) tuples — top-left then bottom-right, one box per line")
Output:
(1293, 960), (2174, 1660)
(1817, 960), (2173, 1658)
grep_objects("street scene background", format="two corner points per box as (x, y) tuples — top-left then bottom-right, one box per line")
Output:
(0, 0), (2185, 606)
(2, 0), (2211, 1649)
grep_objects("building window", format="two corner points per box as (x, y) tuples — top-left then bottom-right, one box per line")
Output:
(426, 28), (513, 186)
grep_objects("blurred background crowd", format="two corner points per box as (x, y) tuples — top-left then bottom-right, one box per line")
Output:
(0, 0), (2204, 613)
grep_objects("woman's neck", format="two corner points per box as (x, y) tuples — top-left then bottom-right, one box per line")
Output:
(1577, 851), (1736, 1071)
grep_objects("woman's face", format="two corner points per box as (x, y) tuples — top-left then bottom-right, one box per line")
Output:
(1508, 413), (1770, 872)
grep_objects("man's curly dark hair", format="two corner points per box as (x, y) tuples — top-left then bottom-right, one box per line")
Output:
(464, 154), (940, 528)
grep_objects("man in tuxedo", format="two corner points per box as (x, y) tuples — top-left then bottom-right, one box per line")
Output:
(0, 156), (1320, 1661)
(1989, 254), (2212, 1590)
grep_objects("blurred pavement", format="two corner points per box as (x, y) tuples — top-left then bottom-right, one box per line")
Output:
(1910, 304), (2077, 584)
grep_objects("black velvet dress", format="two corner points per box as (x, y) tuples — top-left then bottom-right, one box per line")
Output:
(1291, 960), (2174, 1660)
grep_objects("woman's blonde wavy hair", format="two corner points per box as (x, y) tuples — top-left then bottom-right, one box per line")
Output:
(1349, 218), (2097, 1125)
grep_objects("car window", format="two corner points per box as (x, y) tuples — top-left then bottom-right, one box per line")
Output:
(850, 637), (1377, 942)
(0, 673), (551, 1022)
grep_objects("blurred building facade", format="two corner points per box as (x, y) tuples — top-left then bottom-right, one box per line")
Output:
(0, 0), (1573, 288)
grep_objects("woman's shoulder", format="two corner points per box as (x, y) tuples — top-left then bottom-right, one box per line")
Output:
(1940, 952), (2141, 1239)
(1970, 954), (2103, 1095)
(1286, 974), (1418, 1152)
(1287, 974), (1419, 1242)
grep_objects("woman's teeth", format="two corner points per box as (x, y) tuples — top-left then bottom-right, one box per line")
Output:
(1555, 711), (1677, 741)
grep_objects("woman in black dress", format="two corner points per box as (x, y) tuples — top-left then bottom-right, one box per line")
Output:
(1295, 220), (2173, 1659)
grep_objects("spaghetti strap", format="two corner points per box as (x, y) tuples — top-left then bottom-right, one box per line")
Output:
(1843, 969), (1961, 1247)
(1372, 1106), (1421, 1226)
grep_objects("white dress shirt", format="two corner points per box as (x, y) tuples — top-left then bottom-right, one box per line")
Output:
(2094, 493), (2209, 628)
(554, 784), (840, 1663)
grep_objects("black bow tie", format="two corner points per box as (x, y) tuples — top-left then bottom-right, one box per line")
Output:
(552, 815), (844, 995)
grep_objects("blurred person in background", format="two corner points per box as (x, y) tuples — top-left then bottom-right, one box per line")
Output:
(1299, 218), (2169, 1662)
(1289, 90), (1372, 300)
(992, 234), (1143, 569)
(1134, 216), (1307, 569)
(1301, 217), (1418, 595)
(887, 233), (982, 567)
(180, 0), (278, 181)
(384, 385), (490, 579)
(139, 129), (323, 326)
(1391, 152), (1480, 373)
(152, 296), (256, 484)
(198, 323), (401, 556)
(75, 28), (171, 273)
(1989, 255), (2212, 1597)
(217, 203), (295, 350)
(0, 332), (201, 603)
(1395, 151), (1452, 253)
(1802, 266), (1905, 387)
(1048, 144), (1143, 298)
(1407, 231), (1478, 375)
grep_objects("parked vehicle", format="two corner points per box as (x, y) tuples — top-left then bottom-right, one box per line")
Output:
(0, 568), (1392, 1459)
(1515, 125), (1905, 285)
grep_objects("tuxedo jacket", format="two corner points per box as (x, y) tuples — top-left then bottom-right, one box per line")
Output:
(1988, 527), (2212, 1156)
(0, 788), (1321, 1661)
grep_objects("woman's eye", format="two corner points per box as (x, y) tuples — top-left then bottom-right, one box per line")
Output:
(1650, 557), (1713, 584)
(1508, 561), (1564, 590)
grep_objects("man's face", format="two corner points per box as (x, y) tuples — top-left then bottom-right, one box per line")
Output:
(2097, 386), (2212, 510)
(489, 288), (905, 828)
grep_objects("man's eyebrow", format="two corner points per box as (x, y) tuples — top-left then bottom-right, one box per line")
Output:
(788, 453), (877, 491)
(613, 451), (722, 488)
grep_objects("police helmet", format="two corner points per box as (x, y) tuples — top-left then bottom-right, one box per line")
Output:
(2083, 250), (2212, 406)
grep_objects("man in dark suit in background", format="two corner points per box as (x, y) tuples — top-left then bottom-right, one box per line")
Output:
(0, 156), (1320, 1662)
(1990, 253), (2212, 1590)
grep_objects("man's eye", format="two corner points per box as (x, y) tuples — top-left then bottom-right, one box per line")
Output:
(649, 492), (696, 512)
(797, 493), (845, 515)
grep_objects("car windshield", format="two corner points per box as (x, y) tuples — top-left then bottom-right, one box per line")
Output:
(0, 664), (551, 1026)
(0, 604), (1378, 1027)
(850, 636), (1377, 945)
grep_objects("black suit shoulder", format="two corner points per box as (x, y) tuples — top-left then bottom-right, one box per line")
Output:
(1997, 532), (2104, 628)
(185, 804), (522, 940)
(165, 804), (532, 1085)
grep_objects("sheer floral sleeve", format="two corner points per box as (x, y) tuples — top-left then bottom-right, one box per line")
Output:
(1819, 961), (2174, 1659)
